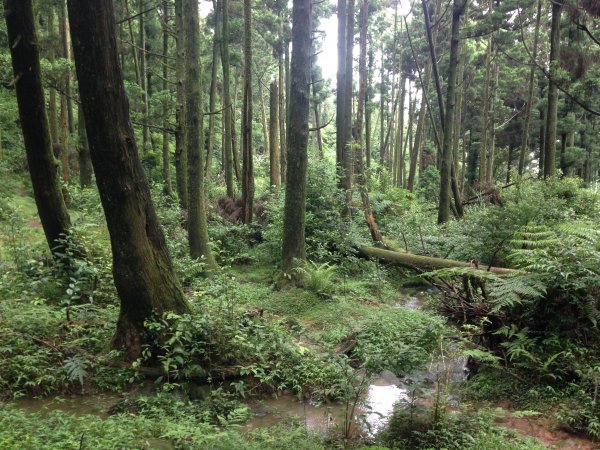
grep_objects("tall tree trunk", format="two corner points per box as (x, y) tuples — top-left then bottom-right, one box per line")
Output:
(221, 0), (234, 197)
(438, 0), (467, 223)
(206, 0), (221, 182)
(175, 0), (188, 209)
(184, 0), (218, 269)
(269, 81), (281, 188)
(281, 0), (312, 271)
(241, 0), (254, 224)
(479, 0), (493, 185)
(277, 0), (287, 185)
(543, 0), (563, 179)
(486, 63), (499, 184)
(48, 8), (58, 145)
(518, 0), (542, 176)
(59, 0), (69, 183)
(162, 0), (173, 196)
(355, 0), (382, 242)
(341, 0), (355, 202)
(5, 0), (72, 256)
(336, 0), (347, 177)
(68, 0), (191, 360)
(258, 77), (269, 155)
(139, 0), (150, 154)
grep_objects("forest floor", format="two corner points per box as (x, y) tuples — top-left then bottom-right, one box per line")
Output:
(1, 176), (598, 449)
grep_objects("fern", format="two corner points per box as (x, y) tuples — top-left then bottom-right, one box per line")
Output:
(64, 354), (88, 386)
(489, 274), (546, 312)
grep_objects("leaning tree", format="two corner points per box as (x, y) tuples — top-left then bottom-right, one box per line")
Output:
(67, 0), (191, 360)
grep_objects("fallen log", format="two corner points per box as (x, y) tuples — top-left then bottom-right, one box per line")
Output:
(358, 246), (515, 275)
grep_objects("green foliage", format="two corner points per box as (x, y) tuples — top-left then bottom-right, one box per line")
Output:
(139, 304), (347, 400)
(380, 407), (545, 450)
(353, 308), (446, 375)
(293, 260), (336, 296)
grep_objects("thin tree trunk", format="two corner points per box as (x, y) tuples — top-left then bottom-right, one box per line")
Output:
(518, 0), (542, 176)
(78, 110), (92, 188)
(543, 0), (563, 179)
(438, 0), (467, 223)
(486, 63), (499, 184)
(258, 77), (269, 155)
(269, 81), (281, 188)
(48, 8), (58, 145)
(221, 0), (234, 197)
(162, 0), (173, 196)
(139, 0), (150, 154)
(355, 0), (382, 242)
(241, 0), (254, 224)
(69, 0), (192, 360)
(341, 0), (355, 201)
(206, 0), (221, 182)
(336, 0), (347, 178)
(479, 1), (493, 185)
(5, 0), (72, 256)
(175, 0), (188, 209)
(281, 0), (312, 271)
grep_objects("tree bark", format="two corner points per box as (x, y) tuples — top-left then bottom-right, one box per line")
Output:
(269, 81), (281, 188)
(183, 0), (218, 269)
(221, 0), (235, 197)
(68, 0), (191, 360)
(358, 246), (514, 275)
(175, 0), (188, 209)
(206, 0), (221, 182)
(241, 0), (254, 224)
(5, 0), (72, 256)
(281, 0), (312, 271)
(543, 0), (563, 179)
(518, 0), (542, 176)
(162, 0), (173, 196)
(438, 0), (467, 224)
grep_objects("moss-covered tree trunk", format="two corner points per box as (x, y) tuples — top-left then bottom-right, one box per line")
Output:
(68, 0), (191, 360)
(206, 0), (221, 182)
(5, 0), (72, 256)
(543, 0), (563, 179)
(174, 0), (188, 209)
(437, 0), (467, 224)
(241, 0), (254, 224)
(183, 0), (218, 269)
(221, 0), (235, 197)
(281, 0), (312, 272)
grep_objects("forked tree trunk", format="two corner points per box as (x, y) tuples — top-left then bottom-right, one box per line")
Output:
(68, 0), (191, 360)
(5, 0), (71, 256)
(281, 0), (312, 271)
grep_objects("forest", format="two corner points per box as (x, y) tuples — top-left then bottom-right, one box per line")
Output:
(1, 0), (600, 448)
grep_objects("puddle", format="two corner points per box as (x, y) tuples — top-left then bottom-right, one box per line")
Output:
(12, 393), (123, 418)
(246, 370), (410, 438)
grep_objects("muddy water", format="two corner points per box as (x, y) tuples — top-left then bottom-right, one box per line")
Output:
(14, 393), (123, 418)
(245, 370), (411, 438)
